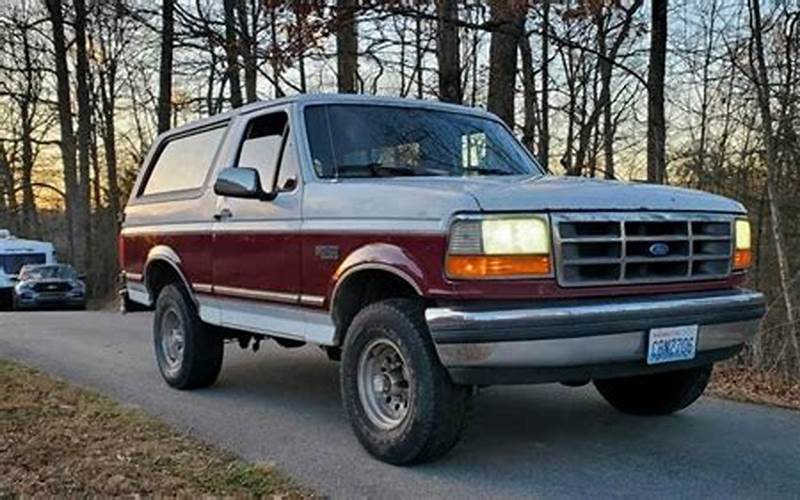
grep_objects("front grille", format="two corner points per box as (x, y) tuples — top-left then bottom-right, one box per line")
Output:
(553, 213), (734, 287)
(33, 282), (71, 292)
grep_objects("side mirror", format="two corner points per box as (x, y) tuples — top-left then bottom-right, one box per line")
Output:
(9, 275), (19, 283)
(77, 274), (87, 281)
(214, 167), (275, 200)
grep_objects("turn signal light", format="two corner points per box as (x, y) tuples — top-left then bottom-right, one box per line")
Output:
(445, 255), (551, 279)
(733, 249), (752, 270)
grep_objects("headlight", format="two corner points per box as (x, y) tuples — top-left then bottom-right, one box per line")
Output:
(733, 218), (752, 270)
(446, 215), (552, 279)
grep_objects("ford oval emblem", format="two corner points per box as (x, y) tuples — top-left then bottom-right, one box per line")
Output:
(649, 242), (670, 257)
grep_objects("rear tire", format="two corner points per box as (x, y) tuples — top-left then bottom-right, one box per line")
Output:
(154, 284), (223, 390)
(340, 299), (471, 465)
(594, 364), (713, 416)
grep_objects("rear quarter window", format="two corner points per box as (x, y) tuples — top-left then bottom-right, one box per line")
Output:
(140, 126), (226, 196)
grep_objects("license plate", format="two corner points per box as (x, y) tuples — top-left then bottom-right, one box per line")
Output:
(647, 325), (698, 365)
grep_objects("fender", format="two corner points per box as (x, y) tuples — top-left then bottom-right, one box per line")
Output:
(329, 243), (425, 307)
(143, 245), (197, 306)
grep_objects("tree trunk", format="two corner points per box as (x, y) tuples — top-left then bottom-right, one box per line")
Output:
(647, 0), (668, 184)
(519, 33), (537, 152)
(19, 29), (38, 236)
(336, 0), (358, 93)
(487, 1), (525, 128)
(436, 0), (461, 103)
(44, 0), (79, 263)
(0, 144), (16, 232)
(99, 63), (120, 226)
(237, 0), (257, 102)
(415, 14), (423, 99)
(19, 103), (37, 236)
(157, 0), (174, 133)
(268, 6), (284, 98)
(538, 0), (550, 169)
(74, 0), (93, 271)
(224, 0), (243, 107)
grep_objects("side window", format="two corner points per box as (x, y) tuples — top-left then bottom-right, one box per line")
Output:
(141, 126), (226, 196)
(236, 112), (289, 190)
(462, 132), (487, 168)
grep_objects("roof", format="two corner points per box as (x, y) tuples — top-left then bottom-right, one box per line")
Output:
(0, 236), (55, 252)
(159, 93), (500, 140)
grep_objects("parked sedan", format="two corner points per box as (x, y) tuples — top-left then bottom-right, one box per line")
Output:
(13, 264), (86, 310)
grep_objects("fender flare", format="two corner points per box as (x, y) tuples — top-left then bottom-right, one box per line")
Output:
(143, 245), (196, 306)
(328, 243), (426, 309)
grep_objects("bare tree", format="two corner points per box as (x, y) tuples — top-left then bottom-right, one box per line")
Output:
(748, 0), (799, 365)
(223, 0), (243, 107)
(44, 0), (79, 262)
(647, 0), (667, 184)
(157, 0), (174, 133)
(336, 0), (358, 93)
(519, 30), (537, 152)
(487, 0), (525, 128)
(538, 0), (551, 169)
(74, 0), (93, 269)
(436, 0), (461, 104)
(237, 0), (258, 102)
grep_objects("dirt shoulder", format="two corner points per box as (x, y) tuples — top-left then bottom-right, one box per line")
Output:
(708, 365), (800, 412)
(0, 359), (314, 498)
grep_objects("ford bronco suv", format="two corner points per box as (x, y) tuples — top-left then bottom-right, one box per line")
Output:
(120, 94), (766, 464)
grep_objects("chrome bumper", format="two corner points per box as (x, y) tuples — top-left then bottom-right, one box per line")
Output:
(425, 289), (765, 385)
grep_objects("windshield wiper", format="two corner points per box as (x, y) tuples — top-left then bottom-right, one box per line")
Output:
(335, 163), (416, 177)
(463, 167), (514, 176)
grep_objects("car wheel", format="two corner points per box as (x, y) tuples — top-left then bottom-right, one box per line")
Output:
(154, 283), (223, 390)
(594, 364), (713, 416)
(341, 299), (471, 464)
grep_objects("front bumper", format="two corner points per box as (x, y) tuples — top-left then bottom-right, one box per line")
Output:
(426, 289), (765, 385)
(14, 292), (86, 310)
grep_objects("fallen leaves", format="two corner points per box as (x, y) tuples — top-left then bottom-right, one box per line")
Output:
(0, 359), (314, 498)
(708, 364), (800, 411)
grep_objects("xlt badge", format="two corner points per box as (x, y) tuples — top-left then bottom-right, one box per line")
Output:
(315, 245), (340, 260)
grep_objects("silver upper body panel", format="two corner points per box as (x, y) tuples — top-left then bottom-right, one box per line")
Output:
(123, 93), (745, 232)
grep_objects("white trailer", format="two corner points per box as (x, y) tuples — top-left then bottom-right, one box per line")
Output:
(0, 229), (57, 300)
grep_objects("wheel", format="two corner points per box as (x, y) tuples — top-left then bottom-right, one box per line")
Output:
(153, 283), (223, 390)
(594, 364), (713, 416)
(340, 299), (471, 464)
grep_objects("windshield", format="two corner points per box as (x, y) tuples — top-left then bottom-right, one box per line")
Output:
(0, 253), (46, 275)
(304, 104), (543, 179)
(19, 265), (77, 281)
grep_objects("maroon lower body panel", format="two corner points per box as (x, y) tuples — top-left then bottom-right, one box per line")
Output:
(122, 230), (744, 307)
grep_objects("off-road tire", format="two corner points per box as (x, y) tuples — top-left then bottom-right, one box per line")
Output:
(594, 364), (713, 416)
(340, 299), (472, 465)
(154, 284), (223, 390)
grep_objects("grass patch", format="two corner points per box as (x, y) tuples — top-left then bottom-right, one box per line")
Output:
(0, 359), (314, 498)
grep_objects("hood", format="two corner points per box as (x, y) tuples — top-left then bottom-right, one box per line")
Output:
(456, 175), (745, 214)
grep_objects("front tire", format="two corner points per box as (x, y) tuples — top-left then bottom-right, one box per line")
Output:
(340, 299), (471, 465)
(154, 284), (223, 390)
(594, 364), (713, 416)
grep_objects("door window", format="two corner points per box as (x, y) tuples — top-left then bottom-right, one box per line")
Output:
(236, 112), (289, 190)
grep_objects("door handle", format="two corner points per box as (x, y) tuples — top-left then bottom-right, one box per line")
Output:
(213, 208), (233, 221)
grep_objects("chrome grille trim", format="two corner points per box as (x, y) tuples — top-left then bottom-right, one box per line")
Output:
(552, 212), (735, 287)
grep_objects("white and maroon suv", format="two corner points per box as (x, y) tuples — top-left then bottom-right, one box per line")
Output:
(120, 94), (766, 464)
